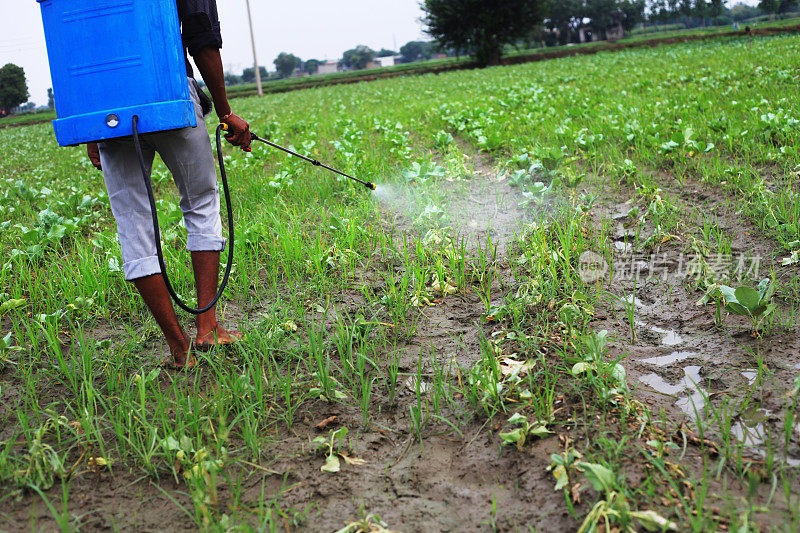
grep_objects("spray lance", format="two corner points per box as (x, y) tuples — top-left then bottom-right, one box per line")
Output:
(133, 118), (375, 315)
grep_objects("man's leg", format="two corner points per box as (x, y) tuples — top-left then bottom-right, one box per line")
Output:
(133, 274), (192, 366)
(192, 250), (238, 346)
(98, 138), (193, 367)
(154, 79), (238, 347)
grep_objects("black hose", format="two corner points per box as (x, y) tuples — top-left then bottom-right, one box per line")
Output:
(132, 116), (234, 315)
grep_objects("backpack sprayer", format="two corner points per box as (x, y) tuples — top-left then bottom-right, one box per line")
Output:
(37, 0), (374, 314)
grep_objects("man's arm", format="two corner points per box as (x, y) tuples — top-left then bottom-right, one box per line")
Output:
(193, 46), (250, 151)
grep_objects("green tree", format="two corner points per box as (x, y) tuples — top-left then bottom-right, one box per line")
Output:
(47, 88), (54, 109)
(585, 0), (618, 39)
(241, 66), (268, 83)
(376, 48), (397, 57)
(546, 0), (583, 45)
(305, 59), (321, 75)
(0, 63), (28, 115)
(619, 0), (647, 31)
(421, 0), (546, 66)
(399, 41), (434, 62)
(779, 0), (799, 14)
(707, 0), (725, 24)
(694, 0), (709, 25)
(342, 45), (375, 70)
(758, 0), (779, 18)
(274, 52), (301, 78)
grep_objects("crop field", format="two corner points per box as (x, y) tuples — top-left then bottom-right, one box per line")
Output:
(2, 33), (800, 531)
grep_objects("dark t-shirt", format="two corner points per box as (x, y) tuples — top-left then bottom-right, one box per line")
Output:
(176, 0), (222, 77)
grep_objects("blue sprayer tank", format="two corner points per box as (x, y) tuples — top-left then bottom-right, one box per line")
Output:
(37, 0), (197, 147)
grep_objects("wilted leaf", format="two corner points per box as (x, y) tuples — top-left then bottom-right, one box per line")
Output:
(499, 428), (525, 448)
(315, 416), (338, 430)
(507, 412), (527, 425)
(404, 375), (431, 393)
(321, 454), (340, 473)
(340, 453), (367, 466)
(552, 464), (569, 491)
(0, 298), (26, 315)
(578, 462), (616, 494)
(88, 456), (110, 469)
(630, 510), (677, 531)
(500, 358), (534, 377)
(528, 424), (552, 439)
(571, 362), (592, 375)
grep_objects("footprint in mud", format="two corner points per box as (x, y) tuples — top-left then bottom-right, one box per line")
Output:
(638, 365), (707, 418)
(635, 319), (683, 346)
(640, 351), (698, 367)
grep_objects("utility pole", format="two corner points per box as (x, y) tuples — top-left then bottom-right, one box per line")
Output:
(245, 0), (262, 96)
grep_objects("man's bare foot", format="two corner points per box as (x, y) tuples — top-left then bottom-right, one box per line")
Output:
(161, 341), (197, 370)
(195, 321), (241, 349)
(161, 352), (198, 370)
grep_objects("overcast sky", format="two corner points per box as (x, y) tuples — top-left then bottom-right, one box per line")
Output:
(2, 1), (429, 106)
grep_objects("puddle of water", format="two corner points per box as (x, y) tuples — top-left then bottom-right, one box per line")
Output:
(641, 351), (698, 367)
(639, 366), (707, 420)
(614, 241), (633, 254)
(674, 366), (706, 418)
(741, 369), (758, 386)
(639, 373), (685, 396)
(731, 422), (765, 447)
(731, 407), (771, 447)
(635, 319), (684, 346)
(624, 294), (646, 308)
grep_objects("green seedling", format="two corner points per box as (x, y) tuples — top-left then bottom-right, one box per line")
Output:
(720, 278), (776, 333)
(499, 412), (552, 450)
(402, 161), (446, 185)
(548, 446), (583, 498)
(576, 461), (677, 532)
(163, 433), (228, 529)
(312, 427), (365, 473)
(335, 508), (394, 533)
(433, 130), (454, 149)
(14, 415), (69, 491)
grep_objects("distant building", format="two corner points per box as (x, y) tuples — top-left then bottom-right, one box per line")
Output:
(317, 60), (340, 75)
(374, 55), (402, 68)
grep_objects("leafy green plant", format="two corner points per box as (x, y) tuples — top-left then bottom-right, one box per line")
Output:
(433, 130), (454, 149)
(499, 412), (551, 450)
(719, 278), (776, 333)
(576, 461), (677, 532)
(402, 162), (446, 184)
(312, 427), (365, 473)
(13, 415), (69, 491)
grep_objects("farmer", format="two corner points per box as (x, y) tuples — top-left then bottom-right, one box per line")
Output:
(86, 0), (250, 369)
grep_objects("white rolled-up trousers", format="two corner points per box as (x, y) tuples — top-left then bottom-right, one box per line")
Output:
(98, 79), (225, 281)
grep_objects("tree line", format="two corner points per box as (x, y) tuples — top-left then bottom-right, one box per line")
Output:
(223, 41), (443, 85)
(422, 0), (790, 67)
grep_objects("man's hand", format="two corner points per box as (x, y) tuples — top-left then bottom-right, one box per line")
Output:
(220, 113), (251, 152)
(87, 142), (102, 170)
